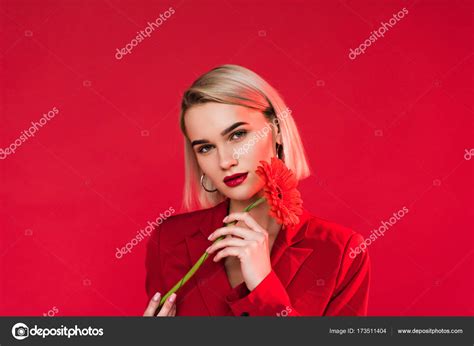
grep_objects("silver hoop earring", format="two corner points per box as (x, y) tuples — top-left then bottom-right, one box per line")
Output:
(200, 173), (218, 193)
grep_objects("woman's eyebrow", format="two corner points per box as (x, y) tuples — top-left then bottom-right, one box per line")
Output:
(220, 121), (248, 136)
(191, 122), (249, 147)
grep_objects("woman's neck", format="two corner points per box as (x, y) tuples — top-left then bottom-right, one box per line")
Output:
(228, 196), (282, 238)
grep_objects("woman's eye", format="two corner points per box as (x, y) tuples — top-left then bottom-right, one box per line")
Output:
(230, 130), (247, 140)
(197, 130), (246, 154)
(198, 145), (213, 154)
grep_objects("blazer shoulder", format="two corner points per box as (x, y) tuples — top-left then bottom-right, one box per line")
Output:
(304, 215), (365, 254)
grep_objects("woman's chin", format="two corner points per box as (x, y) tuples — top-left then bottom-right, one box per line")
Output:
(223, 187), (264, 202)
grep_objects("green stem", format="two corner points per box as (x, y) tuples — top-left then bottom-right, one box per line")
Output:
(158, 196), (266, 307)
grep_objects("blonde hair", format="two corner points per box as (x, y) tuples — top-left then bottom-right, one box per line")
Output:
(179, 64), (311, 212)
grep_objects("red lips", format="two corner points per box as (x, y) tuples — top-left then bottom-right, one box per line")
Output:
(223, 172), (248, 187)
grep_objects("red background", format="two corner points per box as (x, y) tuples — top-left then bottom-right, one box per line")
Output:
(1, 0), (472, 316)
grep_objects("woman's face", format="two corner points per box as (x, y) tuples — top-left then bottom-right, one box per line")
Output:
(185, 102), (281, 201)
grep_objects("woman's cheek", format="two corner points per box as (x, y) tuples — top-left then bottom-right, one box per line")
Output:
(252, 137), (274, 160)
(197, 157), (212, 176)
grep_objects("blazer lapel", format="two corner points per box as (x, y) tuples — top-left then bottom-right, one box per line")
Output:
(184, 198), (230, 315)
(269, 208), (314, 288)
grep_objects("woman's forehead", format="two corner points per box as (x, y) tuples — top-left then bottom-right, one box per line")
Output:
(185, 103), (266, 137)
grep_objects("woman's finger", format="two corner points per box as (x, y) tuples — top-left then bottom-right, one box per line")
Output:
(209, 226), (262, 241)
(213, 246), (242, 262)
(143, 292), (161, 316)
(157, 293), (176, 317)
(224, 212), (266, 234)
(168, 304), (176, 317)
(206, 237), (248, 254)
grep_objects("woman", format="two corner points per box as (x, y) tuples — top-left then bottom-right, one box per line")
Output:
(143, 64), (370, 316)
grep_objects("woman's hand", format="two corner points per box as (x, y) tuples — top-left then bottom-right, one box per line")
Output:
(206, 212), (272, 291)
(143, 292), (177, 317)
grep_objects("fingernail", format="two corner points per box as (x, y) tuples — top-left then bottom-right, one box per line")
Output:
(223, 216), (228, 222)
(169, 294), (176, 303)
(208, 233), (213, 240)
(153, 292), (161, 302)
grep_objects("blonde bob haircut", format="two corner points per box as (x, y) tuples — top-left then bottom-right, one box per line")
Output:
(179, 64), (311, 212)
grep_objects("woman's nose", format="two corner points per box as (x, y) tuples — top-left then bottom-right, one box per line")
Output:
(218, 147), (238, 170)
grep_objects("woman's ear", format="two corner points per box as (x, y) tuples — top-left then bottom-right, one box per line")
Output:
(270, 120), (281, 139)
(276, 128), (282, 145)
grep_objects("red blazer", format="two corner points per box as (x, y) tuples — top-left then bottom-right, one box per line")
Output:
(145, 198), (370, 316)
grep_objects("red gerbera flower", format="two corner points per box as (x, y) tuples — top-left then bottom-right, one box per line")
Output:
(255, 157), (303, 227)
